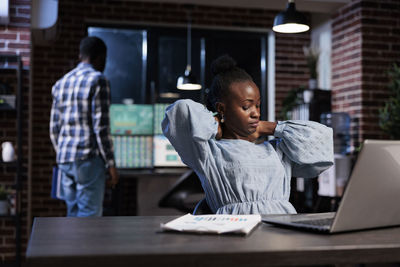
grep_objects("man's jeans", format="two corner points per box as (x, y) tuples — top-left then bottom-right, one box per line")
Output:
(58, 155), (106, 217)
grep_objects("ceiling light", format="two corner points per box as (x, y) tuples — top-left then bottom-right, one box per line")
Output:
(273, 0), (310, 34)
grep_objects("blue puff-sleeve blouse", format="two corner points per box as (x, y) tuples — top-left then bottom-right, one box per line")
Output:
(162, 99), (334, 215)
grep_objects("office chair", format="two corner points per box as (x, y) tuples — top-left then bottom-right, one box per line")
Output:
(192, 198), (212, 215)
(158, 169), (211, 214)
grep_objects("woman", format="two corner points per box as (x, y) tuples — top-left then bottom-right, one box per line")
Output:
(162, 55), (333, 215)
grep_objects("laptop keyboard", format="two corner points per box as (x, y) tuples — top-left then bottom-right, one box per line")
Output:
(294, 218), (333, 227)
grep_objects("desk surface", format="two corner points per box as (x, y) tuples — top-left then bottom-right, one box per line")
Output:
(26, 215), (400, 267)
(117, 167), (190, 178)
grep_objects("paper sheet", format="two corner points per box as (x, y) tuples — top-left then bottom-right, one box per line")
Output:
(160, 213), (261, 235)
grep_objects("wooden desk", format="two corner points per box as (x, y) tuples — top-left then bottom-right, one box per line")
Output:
(26, 215), (400, 267)
(117, 167), (189, 178)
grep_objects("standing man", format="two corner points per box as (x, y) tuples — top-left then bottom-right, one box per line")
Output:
(50, 36), (118, 217)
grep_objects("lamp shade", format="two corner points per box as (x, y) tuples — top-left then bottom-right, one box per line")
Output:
(177, 65), (202, 90)
(273, 0), (309, 34)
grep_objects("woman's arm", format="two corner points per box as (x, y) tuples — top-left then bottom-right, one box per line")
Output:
(162, 99), (218, 170)
(274, 120), (334, 178)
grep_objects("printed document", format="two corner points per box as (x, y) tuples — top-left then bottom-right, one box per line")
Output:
(161, 213), (261, 235)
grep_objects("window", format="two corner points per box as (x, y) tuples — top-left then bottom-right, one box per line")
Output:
(88, 26), (270, 119)
(88, 27), (147, 104)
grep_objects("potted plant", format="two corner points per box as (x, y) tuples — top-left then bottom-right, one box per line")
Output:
(0, 185), (9, 215)
(280, 86), (305, 120)
(303, 46), (319, 89)
(379, 63), (400, 139)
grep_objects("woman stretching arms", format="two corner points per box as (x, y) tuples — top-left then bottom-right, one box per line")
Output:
(162, 55), (333, 215)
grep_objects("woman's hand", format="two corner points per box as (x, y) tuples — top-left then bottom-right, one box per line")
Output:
(249, 121), (277, 142)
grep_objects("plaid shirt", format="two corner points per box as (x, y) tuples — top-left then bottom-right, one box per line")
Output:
(50, 62), (115, 167)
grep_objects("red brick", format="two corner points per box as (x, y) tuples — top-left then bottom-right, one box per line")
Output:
(0, 33), (19, 40)
(9, 16), (30, 24)
(19, 33), (30, 40)
(11, 0), (31, 4)
(7, 42), (30, 49)
(17, 8), (31, 14)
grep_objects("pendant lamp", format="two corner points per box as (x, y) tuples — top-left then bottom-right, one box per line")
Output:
(273, 0), (310, 34)
(177, 10), (202, 90)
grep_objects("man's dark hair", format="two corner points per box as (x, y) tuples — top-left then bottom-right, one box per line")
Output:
(206, 55), (253, 112)
(79, 36), (107, 61)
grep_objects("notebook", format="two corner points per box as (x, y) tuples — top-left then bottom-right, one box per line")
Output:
(262, 140), (400, 234)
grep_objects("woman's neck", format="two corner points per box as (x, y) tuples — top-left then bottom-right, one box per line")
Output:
(221, 126), (253, 142)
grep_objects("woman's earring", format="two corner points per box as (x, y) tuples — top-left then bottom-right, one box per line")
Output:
(221, 114), (225, 123)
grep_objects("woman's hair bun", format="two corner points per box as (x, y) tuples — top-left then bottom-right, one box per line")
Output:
(211, 54), (237, 76)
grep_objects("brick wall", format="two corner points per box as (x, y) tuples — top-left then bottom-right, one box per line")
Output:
(0, 0), (30, 263)
(0, 0), (31, 65)
(0, 69), (29, 263)
(275, 33), (311, 114)
(331, 0), (400, 148)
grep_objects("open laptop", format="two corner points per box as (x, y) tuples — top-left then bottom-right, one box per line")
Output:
(262, 140), (400, 234)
